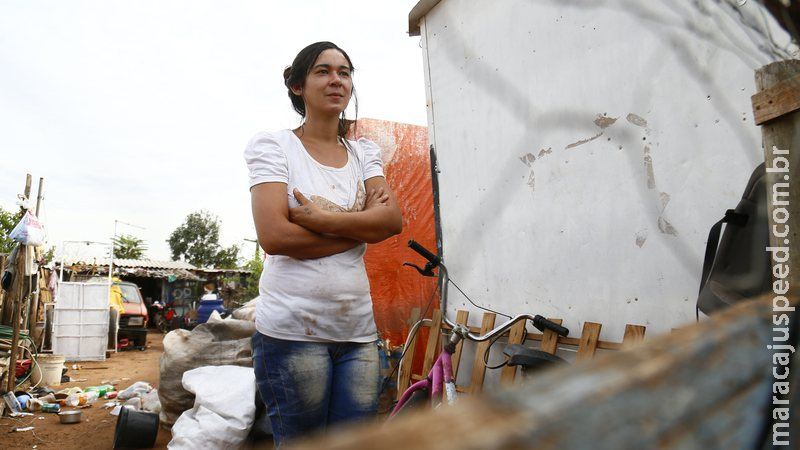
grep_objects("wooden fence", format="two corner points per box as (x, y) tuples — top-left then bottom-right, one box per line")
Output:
(294, 295), (798, 449)
(397, 308), (646, 397)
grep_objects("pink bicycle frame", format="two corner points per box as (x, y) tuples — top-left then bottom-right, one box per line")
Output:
(390, 349), (456, 417)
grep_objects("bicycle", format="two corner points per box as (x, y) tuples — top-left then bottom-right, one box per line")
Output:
(388, 240), (570, 418)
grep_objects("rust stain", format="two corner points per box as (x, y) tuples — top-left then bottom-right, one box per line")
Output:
(594, 114), (618, 129)
(565, 132), (604, 149)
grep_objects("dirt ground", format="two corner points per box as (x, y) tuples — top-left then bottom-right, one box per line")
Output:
(2, 330), (173, 450)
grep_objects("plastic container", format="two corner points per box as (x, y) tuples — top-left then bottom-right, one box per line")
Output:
(113, 406), (160, 449)
(15, 394), (31, 410)
(65, 391), (99, 407)
(196, 295), (225, 324)
(31, 354), (66, 386)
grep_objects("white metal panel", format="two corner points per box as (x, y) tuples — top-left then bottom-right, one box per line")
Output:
(417, 0), (792, 342)
(53, 282), (109, 361)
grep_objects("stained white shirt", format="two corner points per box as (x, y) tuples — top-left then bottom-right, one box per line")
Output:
(244, 129), (384, 342)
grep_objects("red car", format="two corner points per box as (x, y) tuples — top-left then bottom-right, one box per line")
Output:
(115, 281), (149, 349)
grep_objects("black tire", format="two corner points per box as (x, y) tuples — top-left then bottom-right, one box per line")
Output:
(155, 316), (169, 334)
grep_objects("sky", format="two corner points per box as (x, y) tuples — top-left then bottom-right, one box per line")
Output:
(0, 0), (428, 263)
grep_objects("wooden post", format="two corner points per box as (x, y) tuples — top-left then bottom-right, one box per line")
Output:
(5, 246), (26, 395)
(27, 177), (45, 345)
(753, 60), (800, 296)
(0, 254), (6, 323)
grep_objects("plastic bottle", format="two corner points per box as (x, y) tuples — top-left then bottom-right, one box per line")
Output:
(85, 385), (113, 397)
(65, 391), (99, 407)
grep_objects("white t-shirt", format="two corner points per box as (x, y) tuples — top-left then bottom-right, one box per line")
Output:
(243, 129), (384, 343)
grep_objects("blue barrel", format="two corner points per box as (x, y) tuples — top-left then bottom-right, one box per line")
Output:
(197, 295), (225, 324)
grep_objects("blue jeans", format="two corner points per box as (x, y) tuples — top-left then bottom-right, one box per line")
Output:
(251, 332), (380, 447)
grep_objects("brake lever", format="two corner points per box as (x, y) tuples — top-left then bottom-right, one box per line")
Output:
(402, 262), (437, 277)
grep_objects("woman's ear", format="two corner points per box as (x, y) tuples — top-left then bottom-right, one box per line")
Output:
(290, 84), (303, 96)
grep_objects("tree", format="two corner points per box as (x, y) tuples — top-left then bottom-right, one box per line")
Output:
(167, 210), (240, 268)
(240, 248), (264, 301)
(0, 206), (24, 254)
(112, 234), (147, 260)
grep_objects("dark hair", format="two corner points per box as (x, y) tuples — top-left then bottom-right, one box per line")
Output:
(283, 41), (358, 139)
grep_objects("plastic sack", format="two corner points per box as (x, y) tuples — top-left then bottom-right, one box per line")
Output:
(141, 389), (161, 414)
(117, 381), (153, 401)
(158, 317), (255, 427)
(9, 211), (45, 246)
(168, 365), (256, 450)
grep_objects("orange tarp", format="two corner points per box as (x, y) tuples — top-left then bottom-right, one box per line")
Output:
(353, 118), (437, 347)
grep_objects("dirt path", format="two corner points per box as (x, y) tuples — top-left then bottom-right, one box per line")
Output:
(3, 330), (172, 450)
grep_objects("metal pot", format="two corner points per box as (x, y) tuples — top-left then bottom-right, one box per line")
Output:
(58, 410), (82, 424)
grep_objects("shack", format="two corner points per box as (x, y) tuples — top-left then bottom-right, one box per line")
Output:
(406, 0), (795, 340)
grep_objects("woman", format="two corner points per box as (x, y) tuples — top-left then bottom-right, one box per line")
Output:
(244, 41), (403, 446)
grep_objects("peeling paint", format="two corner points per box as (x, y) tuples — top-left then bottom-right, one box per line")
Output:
(644, 145), (656, 189)
(658, 217), (678, 236)
(537, 147), (553, 158)
(520, 152), (536, 167)
(594, 114), (618, 129)
(626, 113), (648, 128)
(659, 192), (671, 210)
(526, 170), (535, 191)
(566, 132), (603, 149)
(635, 230), (647, 248)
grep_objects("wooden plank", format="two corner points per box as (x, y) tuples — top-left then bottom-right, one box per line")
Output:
(396, 307), (421, 399)
(293, 295), (795, 450)
(500, 319), (527, 384)
(420, 309), (443, 376)
(539, 318), (563, 355)
(450, 309), (470, 377)
(576, 322), (602, 361)
(468, 312), (496, 394)
(622, 324), (646, 349)
(756, 60), (800, 299)
(751, 72), (800, 125)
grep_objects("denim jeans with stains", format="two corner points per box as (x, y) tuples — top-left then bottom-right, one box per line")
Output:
(252, 332), (380, 447)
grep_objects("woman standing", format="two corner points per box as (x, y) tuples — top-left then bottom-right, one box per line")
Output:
(244, 41), (403, 446)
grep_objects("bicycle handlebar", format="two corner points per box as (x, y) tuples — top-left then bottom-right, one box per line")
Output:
(406, 240), (569, 342)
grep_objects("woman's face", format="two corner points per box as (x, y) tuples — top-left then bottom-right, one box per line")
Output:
(294, 49), (353, 117)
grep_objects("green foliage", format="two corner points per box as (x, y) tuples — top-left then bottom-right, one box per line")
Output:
(167, 210), (240, 268)
(40, 246), (56, 265)
(215, 245), (241, 269)
(0, 207), (24, 254)
(112, 234), (147, 260)
(240, 249), (264, 301)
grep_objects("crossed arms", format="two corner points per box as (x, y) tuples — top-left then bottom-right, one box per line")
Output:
(250, 176), (403, 259)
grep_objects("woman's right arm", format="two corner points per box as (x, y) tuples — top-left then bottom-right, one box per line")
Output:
(250, 182), (360, 259)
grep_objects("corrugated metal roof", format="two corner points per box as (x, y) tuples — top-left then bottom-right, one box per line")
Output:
(110, 259), (197, 270)
(62, 258), (197, 270)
